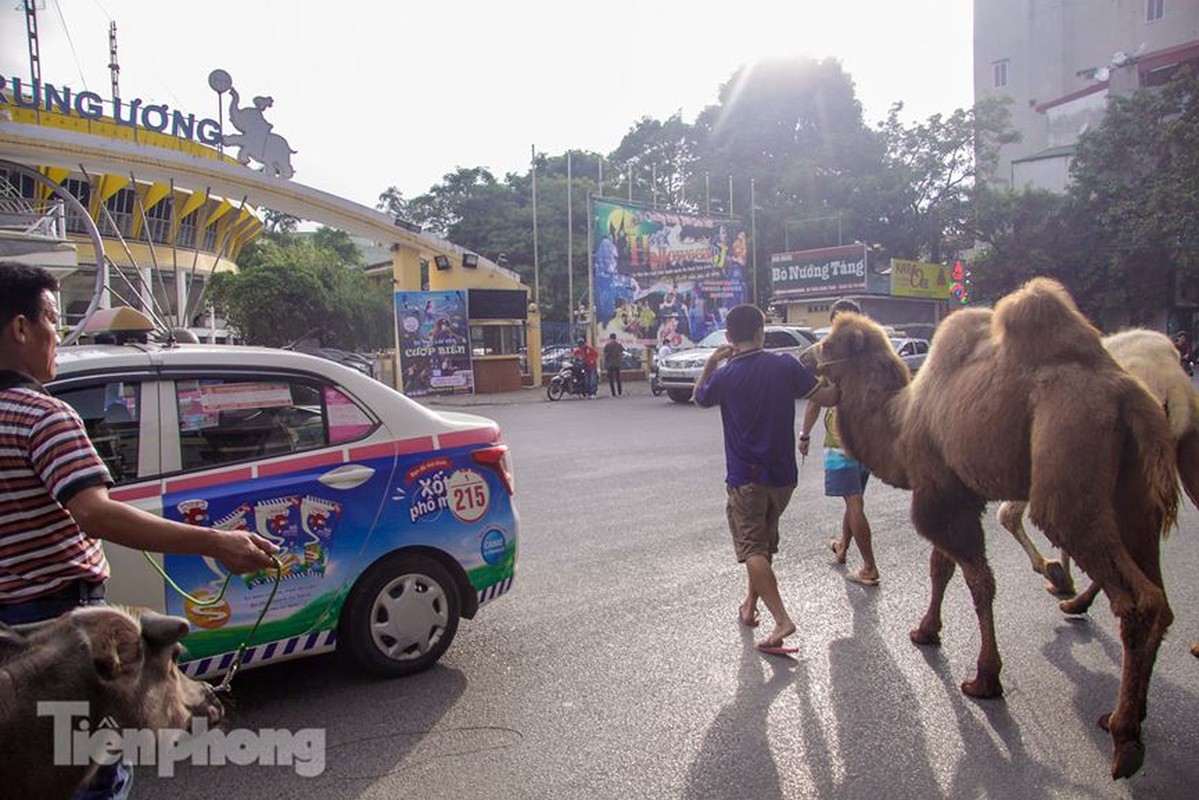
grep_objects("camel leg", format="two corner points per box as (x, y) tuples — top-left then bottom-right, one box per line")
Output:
(912, 491), (1002, 698)
(996, 500), (1074, 595)
(909, 547), (954, 647)
(1066, 512), (1171, 780)
(1059, 580), (1102, 615)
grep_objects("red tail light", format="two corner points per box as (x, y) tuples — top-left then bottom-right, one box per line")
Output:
(471, 445), (515, 496)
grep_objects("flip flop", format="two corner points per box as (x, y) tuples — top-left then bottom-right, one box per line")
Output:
(755, 642), (799, 656)
(846, 571), (880, 587)
(738, 606), (760, 628)
(828, 538), (847, 564)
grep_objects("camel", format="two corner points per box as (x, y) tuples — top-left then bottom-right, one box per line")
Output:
(815, 277), (1178, 780)
(997, 328), (1199, 603)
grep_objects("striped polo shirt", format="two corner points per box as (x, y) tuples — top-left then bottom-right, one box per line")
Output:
(0, 375), (112, 602)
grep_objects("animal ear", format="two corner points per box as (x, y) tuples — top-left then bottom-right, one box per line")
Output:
(92, 618), (144, 681)
(0, 623), (31, 661)
(139, 613), (190, 648)
(849, 327), (867, 355)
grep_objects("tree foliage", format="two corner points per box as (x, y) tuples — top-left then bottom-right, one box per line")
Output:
(211, 229), (391, 349)
(971, 71), (1199, 329)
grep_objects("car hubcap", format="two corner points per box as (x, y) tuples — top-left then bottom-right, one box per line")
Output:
(369, 573), (448, 661)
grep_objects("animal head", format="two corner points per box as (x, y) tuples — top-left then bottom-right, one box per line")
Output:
(816, 312), (910, 387)
(1, 607), (222, 799)
(2, 606), (221, 731)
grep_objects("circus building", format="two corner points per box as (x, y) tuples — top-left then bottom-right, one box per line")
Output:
(0, 10), (539, 393)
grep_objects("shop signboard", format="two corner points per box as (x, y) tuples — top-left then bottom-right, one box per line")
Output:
(769, 244), (869, 298)
(891, 259), (951, 300)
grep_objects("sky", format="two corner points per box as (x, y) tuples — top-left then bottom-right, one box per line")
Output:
(2, 0), (975, 212)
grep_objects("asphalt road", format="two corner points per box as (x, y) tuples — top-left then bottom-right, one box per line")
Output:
(139, 383), (1199, 799)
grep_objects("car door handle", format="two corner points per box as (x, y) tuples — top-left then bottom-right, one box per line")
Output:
(318, 464), (376, 490)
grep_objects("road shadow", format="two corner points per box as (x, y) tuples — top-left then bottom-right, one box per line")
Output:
(135, 654), (480, 799)
(1041, 616), (1199, 796)
(682, 624), (800, 799)
(820, 585), (942, 799)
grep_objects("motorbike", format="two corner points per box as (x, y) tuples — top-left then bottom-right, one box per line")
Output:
(547, 358), (588, 400)
(649, 361), (665, 396)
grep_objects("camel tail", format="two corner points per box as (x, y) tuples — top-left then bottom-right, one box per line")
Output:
(1123, 386), (1181, 537)
(1174, 386), (1199, 512)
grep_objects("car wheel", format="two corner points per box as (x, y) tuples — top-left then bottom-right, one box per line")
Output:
(339, 553), (460, 677)
(667, 388), (692, 404)
(547, 380), (564, 401)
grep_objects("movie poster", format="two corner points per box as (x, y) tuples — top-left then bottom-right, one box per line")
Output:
(591, 197), (747, 349)
(394, 290), (473, 396)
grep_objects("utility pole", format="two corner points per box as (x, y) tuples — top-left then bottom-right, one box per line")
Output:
(531, 145), (540, 313)
(750, 178), (757, 305)
(567, 151), (574, 341)
(108, 22), (120, 103)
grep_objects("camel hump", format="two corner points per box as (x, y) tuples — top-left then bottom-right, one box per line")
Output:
(1104, 328), (1195, 442)
(992, 277), (1105, 364)
(921, 307), (992, 371)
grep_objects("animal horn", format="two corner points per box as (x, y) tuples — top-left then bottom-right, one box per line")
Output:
(139, 613), (191, 646)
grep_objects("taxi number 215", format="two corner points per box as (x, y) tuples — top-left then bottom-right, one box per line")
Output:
(448, 469), (490, 524)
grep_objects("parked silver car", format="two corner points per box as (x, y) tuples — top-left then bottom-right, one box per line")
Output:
(657, 325), (818, 403)
(891, 337), (930, 373)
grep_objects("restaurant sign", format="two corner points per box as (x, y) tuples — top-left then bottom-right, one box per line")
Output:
(770, 244), (868, 298)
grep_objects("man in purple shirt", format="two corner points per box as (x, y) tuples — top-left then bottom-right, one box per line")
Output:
(694, 304), (838, 654)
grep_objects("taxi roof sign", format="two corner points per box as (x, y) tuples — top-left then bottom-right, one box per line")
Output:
(82, 307), (156, 343)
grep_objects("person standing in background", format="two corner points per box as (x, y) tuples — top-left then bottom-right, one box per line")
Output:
(603, 333), (625, 397)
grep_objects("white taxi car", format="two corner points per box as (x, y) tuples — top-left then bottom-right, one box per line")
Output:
(49, 338), (518, 679)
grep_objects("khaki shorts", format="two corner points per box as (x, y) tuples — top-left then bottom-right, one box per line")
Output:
(726, 483), (795, 562)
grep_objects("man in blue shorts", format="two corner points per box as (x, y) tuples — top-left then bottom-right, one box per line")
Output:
(799, 298), (879, 586)
(695, 304), (839, 654)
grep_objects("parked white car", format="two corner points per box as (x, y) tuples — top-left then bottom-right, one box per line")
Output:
(656, 325), (818, 403)
(891, 337), (931, 373)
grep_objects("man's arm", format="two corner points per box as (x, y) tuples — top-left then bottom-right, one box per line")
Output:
(692, 344), (735, 404)
(798, 397), (822, 458)
(805, 381), (840, 409)
(66, 485), (277, 574)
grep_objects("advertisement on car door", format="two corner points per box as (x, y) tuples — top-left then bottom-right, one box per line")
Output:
(160, 440), (517, 665)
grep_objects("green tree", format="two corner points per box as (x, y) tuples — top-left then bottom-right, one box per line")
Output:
(210, 227), (391, 349)
(970, 71), (1199, 329)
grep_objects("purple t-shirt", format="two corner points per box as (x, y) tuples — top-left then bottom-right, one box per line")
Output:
(694, 349), (818, 487)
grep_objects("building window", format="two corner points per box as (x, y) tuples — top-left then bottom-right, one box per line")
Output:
(993, 59), (1009, 89)
(1147, 0), (1164, 22)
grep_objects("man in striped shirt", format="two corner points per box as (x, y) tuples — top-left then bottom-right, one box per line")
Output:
(1, 264), (277, 798)
(0, 263), (277, 624)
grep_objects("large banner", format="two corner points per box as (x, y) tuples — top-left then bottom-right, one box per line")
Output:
(395, 290), (473, 396)
(592, 197), (747, 348)
(769, 244), (869, 299)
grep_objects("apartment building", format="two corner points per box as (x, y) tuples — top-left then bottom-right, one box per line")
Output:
(974, 0), (1199, 191)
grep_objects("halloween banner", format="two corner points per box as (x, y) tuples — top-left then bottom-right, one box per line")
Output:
(395, 290), (473, 396)
(591, 197), (747, 349)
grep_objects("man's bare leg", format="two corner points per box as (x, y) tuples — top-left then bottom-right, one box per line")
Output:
(745, 554), (795, 646)
(844, 495), (879, 581)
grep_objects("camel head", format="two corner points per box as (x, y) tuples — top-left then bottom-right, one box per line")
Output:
(815, 312), (911, 390)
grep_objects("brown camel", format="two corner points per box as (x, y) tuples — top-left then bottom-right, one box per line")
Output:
(815, 277), (1178, 780)
(998, 328), (1199, 604)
